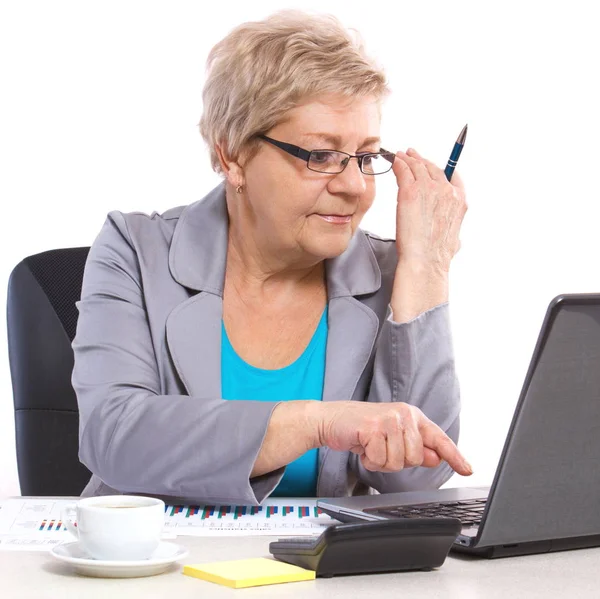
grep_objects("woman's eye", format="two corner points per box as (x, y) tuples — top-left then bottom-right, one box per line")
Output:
(311, 151), (334, 164)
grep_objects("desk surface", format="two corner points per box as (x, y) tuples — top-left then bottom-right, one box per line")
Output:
(2, 533), (599, 599)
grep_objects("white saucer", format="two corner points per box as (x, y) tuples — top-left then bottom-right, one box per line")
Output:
(50, 540), (189, 578)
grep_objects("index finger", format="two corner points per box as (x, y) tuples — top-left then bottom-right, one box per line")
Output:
(392, 151), (416, 186)
(419, 419), (472, 476)
(406, 148), (446, 182)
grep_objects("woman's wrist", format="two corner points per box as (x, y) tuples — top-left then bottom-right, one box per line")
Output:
(252, 401), (325, 478)
(390, 259), (449, 323)
(303, 400), (329, 450)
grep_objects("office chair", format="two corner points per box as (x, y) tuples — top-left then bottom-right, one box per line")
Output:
(7, 247), (92, 496)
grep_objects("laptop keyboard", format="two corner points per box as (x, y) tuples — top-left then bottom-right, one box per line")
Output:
(365, 499), (487, 527)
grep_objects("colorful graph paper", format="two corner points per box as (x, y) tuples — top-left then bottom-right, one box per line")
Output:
(0, 497), (334, 551)
(163, 498), (333, 536)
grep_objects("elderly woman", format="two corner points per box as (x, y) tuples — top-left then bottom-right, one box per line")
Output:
(72, 10), (471, 505)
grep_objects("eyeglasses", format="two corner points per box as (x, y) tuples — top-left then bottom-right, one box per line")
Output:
(258, 135), (395, 175)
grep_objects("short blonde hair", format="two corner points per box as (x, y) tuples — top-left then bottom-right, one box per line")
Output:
(199, 10), (390, 174)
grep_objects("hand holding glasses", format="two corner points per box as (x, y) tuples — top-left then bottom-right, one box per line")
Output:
(258, 128), (468, 288)
(259, 125), (466, 180)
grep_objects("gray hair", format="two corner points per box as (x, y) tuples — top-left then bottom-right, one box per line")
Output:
(199, 9), (391, 174)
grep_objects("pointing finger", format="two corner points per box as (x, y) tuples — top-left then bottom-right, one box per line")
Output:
(421, 447), (443, 468)
(419, 419), (473, 476)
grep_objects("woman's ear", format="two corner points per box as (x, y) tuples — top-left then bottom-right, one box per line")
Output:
(215, 142), (244, 188)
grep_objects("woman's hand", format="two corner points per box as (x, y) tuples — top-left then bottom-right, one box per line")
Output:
(393, 148), (467, 273)
(315, 401), (472, 476)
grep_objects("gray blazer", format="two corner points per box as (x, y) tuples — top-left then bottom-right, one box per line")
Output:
(72, 182), (460, 505)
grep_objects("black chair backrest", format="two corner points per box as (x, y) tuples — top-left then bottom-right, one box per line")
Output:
(7, 247), (92, 496)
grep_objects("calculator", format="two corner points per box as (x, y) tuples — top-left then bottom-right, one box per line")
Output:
(269, 518), (461, 577)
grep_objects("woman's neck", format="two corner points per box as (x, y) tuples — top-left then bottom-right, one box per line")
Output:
(225, 217), (325, 308)
(226, 234), (324, 295)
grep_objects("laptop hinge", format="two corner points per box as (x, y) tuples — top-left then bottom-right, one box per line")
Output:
(456, 534), (474, 547)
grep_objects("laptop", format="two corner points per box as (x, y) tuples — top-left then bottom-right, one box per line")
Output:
(318, 293), (600, 558)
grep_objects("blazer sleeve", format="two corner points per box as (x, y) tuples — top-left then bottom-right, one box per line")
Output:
(72, 214), (284, 505)
(349, 302), (461, 492)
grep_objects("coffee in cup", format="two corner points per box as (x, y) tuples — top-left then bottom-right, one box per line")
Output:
(61, 495), (165, 560)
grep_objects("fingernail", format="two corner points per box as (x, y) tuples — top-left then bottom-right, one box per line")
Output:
(463, 460), (473, 474)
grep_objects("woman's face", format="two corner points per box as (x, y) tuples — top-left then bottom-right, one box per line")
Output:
(240, 94), (381, 262)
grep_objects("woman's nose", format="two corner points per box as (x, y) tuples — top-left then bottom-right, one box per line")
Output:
(333, 157), (367, 195)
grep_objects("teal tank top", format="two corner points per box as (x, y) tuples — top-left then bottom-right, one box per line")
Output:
(221, 307), (328, 497)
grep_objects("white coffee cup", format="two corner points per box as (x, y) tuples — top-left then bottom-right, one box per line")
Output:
(61, 495), (165, 561)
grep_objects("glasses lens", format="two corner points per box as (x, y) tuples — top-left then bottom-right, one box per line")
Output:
(308, 150), (347, 173)
(361, 153), (394, 175)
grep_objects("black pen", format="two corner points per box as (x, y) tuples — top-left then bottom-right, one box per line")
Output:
(444, 124), (468, 182)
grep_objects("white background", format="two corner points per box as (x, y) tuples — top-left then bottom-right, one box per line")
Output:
(1, 0), (598, 497)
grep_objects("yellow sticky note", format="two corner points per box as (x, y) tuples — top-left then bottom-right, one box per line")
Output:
(183, 557), (316, 588)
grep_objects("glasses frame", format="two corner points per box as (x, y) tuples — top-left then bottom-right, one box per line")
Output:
(258, 134), (395, 175)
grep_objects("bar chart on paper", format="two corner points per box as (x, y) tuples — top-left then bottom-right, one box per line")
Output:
(164, 498), (335, 537)
(0, 498), (73, 551)
(0, 498), (336, 550)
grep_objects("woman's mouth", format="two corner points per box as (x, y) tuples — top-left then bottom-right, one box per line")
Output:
(316, 214), (352, 224)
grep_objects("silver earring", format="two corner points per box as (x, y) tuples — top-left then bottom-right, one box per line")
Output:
(236, 185), (243, 194)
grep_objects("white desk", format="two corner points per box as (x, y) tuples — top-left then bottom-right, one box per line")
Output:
(2, 533), (600, 598)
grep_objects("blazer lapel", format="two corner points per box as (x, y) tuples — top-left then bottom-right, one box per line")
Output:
(165, 182), (229, 397)
(166, 292), (223, 398)
(322, 228), (382, 406)
(322, 295), (380, 404)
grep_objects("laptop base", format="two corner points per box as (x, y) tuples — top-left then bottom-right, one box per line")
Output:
(452, 533), (600, 559)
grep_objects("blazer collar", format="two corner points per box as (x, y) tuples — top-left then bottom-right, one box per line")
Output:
(169, 181), (381, 298)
